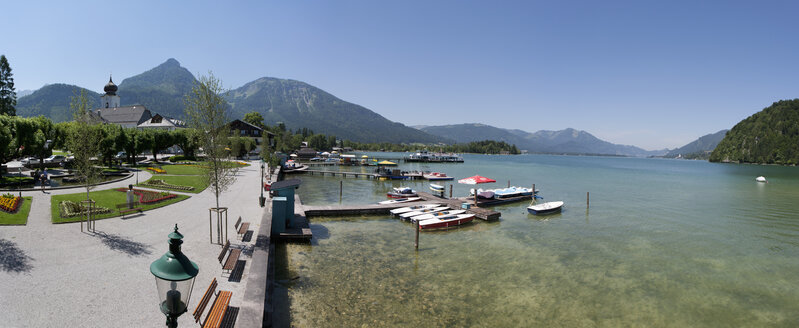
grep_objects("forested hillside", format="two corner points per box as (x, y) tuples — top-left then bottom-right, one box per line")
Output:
(710, 99), (799, 164)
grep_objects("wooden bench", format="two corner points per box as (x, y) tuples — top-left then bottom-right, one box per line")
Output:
(193, 278), (233, 328)
(234, 216), (249, 239)
(193, 278), (218, 323)
(115, 202), (142, 218)
(218, 240), (241, 275)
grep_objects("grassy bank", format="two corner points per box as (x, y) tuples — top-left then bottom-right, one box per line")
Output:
(51, 189), (189, 223)
(138, 175), (209, 194)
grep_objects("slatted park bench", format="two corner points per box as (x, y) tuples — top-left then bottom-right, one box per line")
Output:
(218, 240), (241, 275)
(192, 278), (233, 328)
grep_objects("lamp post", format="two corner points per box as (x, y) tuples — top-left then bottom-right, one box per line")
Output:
(150, 225), (199, 328)
(259, 160), (266, 207)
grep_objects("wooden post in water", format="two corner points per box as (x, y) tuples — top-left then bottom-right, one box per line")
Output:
(508, 180), (511, 188)
(532, 183), (535, 200)
(339, 180), (343, 202)
(415, 220), (420, 250)
(449, 184), (453, 198)
(587, 192), (590, 208)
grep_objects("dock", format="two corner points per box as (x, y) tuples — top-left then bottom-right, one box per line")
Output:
(301, 191), (501, 221)
(294, 169), (426, 180)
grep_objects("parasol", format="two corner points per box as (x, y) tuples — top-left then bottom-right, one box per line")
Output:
(457, 175), (496, 185)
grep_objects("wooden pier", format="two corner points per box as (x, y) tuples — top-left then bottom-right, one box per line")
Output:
(301, 191), (501, 221)
(304, 169), (378, 179)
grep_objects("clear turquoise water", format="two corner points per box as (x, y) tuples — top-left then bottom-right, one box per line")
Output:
(277, 154), (799, 327)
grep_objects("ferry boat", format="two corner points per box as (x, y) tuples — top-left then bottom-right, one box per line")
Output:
(405, 150), (464, 163)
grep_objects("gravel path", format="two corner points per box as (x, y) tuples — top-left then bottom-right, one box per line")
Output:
(0, 163), (264, 327)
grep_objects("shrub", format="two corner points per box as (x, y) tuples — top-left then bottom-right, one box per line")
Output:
(169, 155), (196, 162)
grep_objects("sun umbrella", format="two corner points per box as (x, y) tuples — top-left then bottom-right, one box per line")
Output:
(378, 160), (397, 166)
(458, 175), (496, 185)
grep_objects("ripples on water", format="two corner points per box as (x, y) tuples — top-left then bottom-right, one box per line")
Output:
(277, 154), (799, 327)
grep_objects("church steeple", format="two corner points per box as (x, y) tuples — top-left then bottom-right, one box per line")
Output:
(100, 75), (121, 108)
(104, 75), (118, 96)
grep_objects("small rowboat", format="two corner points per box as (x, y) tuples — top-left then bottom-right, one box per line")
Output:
(378, 197), (421, 205)
(419, 214), (475, 230)
(527, 201), (564, 215)
(399, 206), (449, 220)
(429, 183), (445, 193)
(409, 209), (466, 223)
(756, 176), (767, 183)
(390, 203), (440, 215)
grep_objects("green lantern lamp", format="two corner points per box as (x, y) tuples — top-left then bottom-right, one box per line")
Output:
(150, 225), (199, 328)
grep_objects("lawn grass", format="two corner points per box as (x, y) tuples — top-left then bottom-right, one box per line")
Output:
(0, 196), (33, 225)
(138, 175), (209, 194)
(51, 189), (190, 223)
(160, 164), (208, 175)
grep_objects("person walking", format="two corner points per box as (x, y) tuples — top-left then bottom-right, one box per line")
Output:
(40, 169), (48, 193)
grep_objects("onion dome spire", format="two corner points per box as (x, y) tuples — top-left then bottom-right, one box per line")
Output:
(104, 75), (118, 95)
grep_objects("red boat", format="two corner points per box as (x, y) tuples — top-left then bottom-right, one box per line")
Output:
(419, 214), (475, 230)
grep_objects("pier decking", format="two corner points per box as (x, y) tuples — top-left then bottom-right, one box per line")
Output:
(300, 191), (501, 221)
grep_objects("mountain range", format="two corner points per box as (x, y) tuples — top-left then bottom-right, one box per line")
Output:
(663, 130), (728, 159)
(415, 123), (669, 157)
(15, 58), (724, 156)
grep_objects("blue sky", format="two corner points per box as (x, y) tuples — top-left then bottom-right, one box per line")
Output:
(5, 1), (799, 150)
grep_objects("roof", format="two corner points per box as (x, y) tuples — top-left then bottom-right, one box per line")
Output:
(95, 106), (152, 125)
(270, 179), (301, 190)
(137, 113), (186, 129)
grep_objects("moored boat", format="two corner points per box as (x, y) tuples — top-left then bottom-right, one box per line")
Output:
(399, 206), (449, 220)
(429, 183), (445, 193)
(756, 176), (767, 183)
(386, 187), (417, 198)
(378, 197), (422, 205)
(409, 209), (466, 223)
(423, 172), (455, 180)
(527, 201), (564, 215)
(390, 203), (441, 215)
(419, 214), (475, 230)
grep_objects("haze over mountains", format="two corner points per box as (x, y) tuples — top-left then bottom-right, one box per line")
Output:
(14, 58), (723, 156)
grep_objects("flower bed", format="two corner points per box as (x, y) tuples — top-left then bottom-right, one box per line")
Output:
(147, 167), (166, 174)
(0, 194), (22, 213)
(142, 179), (195, 191)
(58, 200), (113, 218)
(116, 188), (177, 204)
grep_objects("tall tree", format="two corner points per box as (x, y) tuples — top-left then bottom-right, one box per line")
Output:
(67, 89), (102, 200)
(243, 111), (265, 129)
(150, 129), (173, 162)
(184, 72), (239, 242)
(0, 55), (16, 116)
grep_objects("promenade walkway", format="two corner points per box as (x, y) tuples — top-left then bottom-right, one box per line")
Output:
(0, 162), (264, 327)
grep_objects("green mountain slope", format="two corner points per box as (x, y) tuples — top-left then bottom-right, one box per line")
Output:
(664, 129), (728, 159)
(226, 77), (444, 143)
(419, 123), (665, 156)
(710, 99), (799, 164)
(118, 58), (198, 119)
(16, 84), (101, 122)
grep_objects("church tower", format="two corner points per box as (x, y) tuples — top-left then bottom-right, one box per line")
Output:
(100, 76), (120, 108)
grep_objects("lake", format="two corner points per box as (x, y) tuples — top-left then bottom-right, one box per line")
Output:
(275, 154), (799, 327)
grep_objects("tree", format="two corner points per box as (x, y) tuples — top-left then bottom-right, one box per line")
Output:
(184, 72), (239, 243)
(243, 111), (265, 129)
(150, 129), (173, 162)
(135, 129), (152, 163)
(98, 124), (119, 167)
(67, 89), (102, 201)
(0, 55), (16, 116)
(172, 128), (200, 159)
(0, 116), (16, 172)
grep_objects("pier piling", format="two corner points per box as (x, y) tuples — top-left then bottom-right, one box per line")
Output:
(587, 192), (590, 208)
(449, 184), (453, 198)
(415, 220), (420, 250)
(339, 181), (343, 202)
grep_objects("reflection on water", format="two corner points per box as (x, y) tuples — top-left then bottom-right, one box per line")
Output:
(280, 155), (799, 327)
